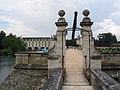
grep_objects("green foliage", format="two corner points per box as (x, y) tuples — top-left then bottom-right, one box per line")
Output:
(0, 31), (26, 56)
(117, 48), (120, 51)
(95, 33), (117, 47)
(0, 31), (6, 49)
(66, 39), (77, 47)
(98, 47), (120, 53)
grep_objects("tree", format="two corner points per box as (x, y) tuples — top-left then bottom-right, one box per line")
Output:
(0, 31), (6, 49)
(66, 39), (77, 47)
(0, 31), (26, 56)
(95, 33), (117, 47)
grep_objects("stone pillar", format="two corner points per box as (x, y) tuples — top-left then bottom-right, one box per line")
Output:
(55, 10), (68, 67)
(80, 9), (93, 73)
(48, 10), (67, 77)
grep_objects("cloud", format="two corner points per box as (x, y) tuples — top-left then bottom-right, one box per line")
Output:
(93, 0), (120, 41)
(113, 0), (120, 11)
(109, 12), (120, 18)
(0, 0), (95, 38)
(0, 16), (50, 37)
(93, 18), (120, 41)
(0, 0), (56, 37)
(4, 0), (120, 42)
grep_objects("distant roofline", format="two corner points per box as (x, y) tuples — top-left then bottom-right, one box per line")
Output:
(22, 37), (51, 39)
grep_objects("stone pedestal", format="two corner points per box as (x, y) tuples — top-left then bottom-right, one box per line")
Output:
(48, 10), (68, 77)
(80, 9), (93, 73)
(55, 10), (68, 61)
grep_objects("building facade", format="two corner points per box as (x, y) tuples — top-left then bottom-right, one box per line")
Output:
(22, 37), (51, 51)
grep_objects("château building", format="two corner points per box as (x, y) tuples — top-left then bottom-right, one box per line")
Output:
(22, 37), (51, 51)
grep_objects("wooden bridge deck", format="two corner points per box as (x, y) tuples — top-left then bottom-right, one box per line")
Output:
(62, 49), (94, 90)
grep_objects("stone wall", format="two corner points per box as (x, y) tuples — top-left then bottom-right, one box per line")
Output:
(0, 69), (47, 90)
(15, 51), (48, 69)
(103, 69), (120, 83)
(99, 53), (120, 83)
(91, 69), (120, 90)
(101, 53), (120, 65)
(0, 51), (49, 90)
(29, 53), (48, 65)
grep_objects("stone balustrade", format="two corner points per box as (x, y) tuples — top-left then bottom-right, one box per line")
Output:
(15, 51), (48, 69)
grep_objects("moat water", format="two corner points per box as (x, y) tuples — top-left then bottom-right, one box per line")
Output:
(0, 56), (15, 84)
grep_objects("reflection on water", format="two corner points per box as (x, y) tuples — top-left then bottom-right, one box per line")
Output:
(0, 56), (15, 84)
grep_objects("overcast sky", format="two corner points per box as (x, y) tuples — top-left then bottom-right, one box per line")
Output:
(1, 0), (120, 40)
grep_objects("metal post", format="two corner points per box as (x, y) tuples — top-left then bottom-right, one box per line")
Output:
(88, 31), (91, 85)
(84, 55), (87, 74)
(62, 31), (63, 69)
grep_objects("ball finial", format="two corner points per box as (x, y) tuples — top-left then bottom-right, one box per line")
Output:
(58, 10), (65, 17)
(83, 9), (90, 16)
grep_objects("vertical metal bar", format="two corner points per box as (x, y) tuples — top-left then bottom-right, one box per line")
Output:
(62, 32), (63, 69)
(88, 31), (91, 85)
(72, 11), (78, 39)
(84, 55), (87, 73)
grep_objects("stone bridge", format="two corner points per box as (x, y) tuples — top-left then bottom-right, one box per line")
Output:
(1, 10), (120, 90)
(42, 9), (120, 90)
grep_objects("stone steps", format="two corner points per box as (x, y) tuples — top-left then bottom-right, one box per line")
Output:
(64, 71), (90, 86)
(62, 49), (94, 90)
(62, 86), (94, 90)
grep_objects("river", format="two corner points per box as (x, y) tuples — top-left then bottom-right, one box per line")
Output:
(0, 56), (15, 84)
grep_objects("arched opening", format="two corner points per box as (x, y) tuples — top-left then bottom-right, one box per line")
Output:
(66, 30), (81, 48)
(46, 47), (49, 50)
(28, 47), (32, 51)
(34, 47), (39, 51)
(41, 47), (47, 53)
(41, 47), (44, 50)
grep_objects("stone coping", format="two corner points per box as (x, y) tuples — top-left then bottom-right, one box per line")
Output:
(15, 51), (48, 54)
(14, 64), (48, 70)
(102, 65), (120, 70)
(101, 52), (120, 54)
(91, 55), (102, 59)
